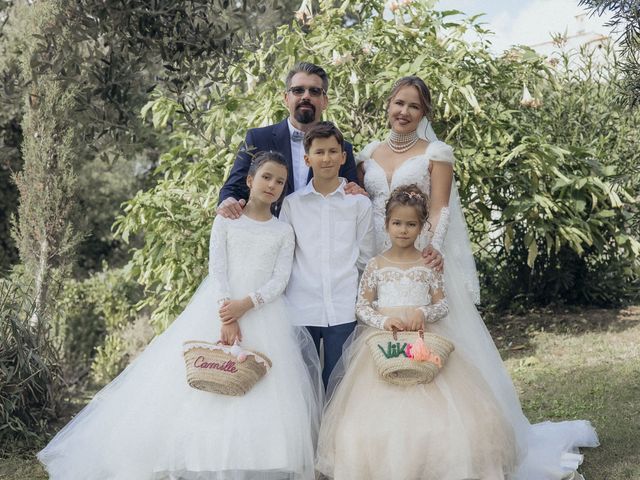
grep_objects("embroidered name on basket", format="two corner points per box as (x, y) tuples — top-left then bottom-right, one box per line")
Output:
(193, 356), (238, 373)
(378, 341), (408, 359)
(377, 341), (442, 367)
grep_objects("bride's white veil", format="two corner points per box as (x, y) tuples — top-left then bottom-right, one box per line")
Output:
(417, 116), (599, 479)
(417, 116), (480, 303)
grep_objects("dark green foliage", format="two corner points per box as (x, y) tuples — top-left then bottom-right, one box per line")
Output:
(54, 267), (142, 375)
(0, 0), (302, 279)
(468, 46), (640, 310)
(0, 27), (23, 274)
(0, 279), (63, 450)
(579, 0), (640, 108)
(0, 154), (21, 274)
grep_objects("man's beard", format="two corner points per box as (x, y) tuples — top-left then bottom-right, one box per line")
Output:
(294, 102), (315, 124)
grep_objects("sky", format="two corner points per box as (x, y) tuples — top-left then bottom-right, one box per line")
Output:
(435, 0), (616, 53)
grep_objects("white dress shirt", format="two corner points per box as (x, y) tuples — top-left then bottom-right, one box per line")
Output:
(287, 119), (310, 191)
(279, 179), (375, 327)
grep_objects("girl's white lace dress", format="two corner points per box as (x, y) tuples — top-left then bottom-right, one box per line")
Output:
(335, 139), (599, 480)
(316, 256), (518, 480)
(38, 215), (323, 480)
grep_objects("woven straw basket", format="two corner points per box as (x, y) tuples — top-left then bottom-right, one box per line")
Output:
(366, 329), (454, 386)
(183, 340), (272, 396)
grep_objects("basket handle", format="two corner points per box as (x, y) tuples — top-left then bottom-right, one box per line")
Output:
(392, 327), (424, 340)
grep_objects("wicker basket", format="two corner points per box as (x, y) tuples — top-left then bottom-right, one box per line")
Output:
(366, 329), (454, 386)
(183, 340), (272, 396)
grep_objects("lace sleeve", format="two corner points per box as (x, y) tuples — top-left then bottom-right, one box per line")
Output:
(356, 259), (389, 329)
(208, 216), (231, 307)
(248, 225), (295, 309)
(418, 269), (448, 323)
(429, 206), (450, 253)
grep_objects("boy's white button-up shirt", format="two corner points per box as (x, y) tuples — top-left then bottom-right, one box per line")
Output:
(279, 178), (375, 327)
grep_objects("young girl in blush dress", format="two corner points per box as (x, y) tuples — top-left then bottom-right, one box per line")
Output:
(316, 184), (517, 480)
(39, 151), (323, 480)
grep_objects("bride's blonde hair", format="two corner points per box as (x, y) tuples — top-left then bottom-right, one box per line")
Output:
(385, 184), (430, 228)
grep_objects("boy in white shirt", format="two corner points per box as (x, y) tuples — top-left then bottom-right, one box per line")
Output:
(279, 121), (375, 388)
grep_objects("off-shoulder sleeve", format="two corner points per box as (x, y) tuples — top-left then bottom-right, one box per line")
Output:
(355, 258), (388, 329)
(355, 141), (382, 166)
(428, 140), (456, 165)
(248, 224), (295, 309)
(208, 216), (232, 307)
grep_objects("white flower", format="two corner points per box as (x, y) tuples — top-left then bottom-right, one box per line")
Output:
(520, 85), (533, 107)
(389, 0), (399, 12)
(331, 50), (353, 66)
(332, 50), (343, 66)
(349, 70), (359, 85)
(520, 85), (543, 108)
(246, 73), (257, 93)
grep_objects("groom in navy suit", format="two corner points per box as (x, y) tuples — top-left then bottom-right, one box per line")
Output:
(217, 62), (361, 218)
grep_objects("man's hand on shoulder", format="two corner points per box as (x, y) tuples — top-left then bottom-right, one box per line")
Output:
(344, 181), (369, 197)
(217, 197), (246, 219)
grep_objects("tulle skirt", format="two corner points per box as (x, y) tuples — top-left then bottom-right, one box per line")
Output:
(316, 324), (518, 480)
(38, 276), (323, 480)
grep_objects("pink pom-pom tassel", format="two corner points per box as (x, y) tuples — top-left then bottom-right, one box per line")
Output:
(411, 337), (429, 362)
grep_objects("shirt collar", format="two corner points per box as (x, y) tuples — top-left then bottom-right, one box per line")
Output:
(287, 119), (305, 142)
(300, 178), (347, 197)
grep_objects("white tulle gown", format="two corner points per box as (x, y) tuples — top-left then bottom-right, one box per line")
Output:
(38, 215), (323, 480)
(336, 138), (599, 480)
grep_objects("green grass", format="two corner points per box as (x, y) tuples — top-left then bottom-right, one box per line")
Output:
(0, 455), (46, 480)
(498, 306), (640, 480)
(2, 306), (639, 479)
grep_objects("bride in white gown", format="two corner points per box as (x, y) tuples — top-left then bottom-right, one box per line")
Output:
(38, 152), (323, 480)
(352, 76), (598, 479)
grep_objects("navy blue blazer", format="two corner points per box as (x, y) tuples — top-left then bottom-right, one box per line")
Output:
(218, 119), (358, 214)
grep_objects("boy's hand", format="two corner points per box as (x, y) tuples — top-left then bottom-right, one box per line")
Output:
(383, 317), (405, 331)
(344, 181), (369, 197)
(422, 245), (444, 272)
(219, 297), (253, 324)
(405, 309), (425, 331)
(216, 197), (246, 219)
(220, 322), (242, 345)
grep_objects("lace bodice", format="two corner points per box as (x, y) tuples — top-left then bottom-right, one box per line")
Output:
(208, 215), (294, 308)
(357, 140), (454, 253)
(356, 256), (448, 330)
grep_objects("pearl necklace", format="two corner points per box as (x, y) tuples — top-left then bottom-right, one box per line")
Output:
(387, 129), (419, 153)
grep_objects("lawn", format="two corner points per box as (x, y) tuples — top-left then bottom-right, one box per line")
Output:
(2, 306), (638, 480)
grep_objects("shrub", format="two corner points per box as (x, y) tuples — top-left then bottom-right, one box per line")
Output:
(0, 278), (63, 450)
(115, 0), (639, 322)
(53, 266), (144, 382)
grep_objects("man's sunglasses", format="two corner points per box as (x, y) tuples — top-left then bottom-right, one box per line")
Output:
(287, 86), (326, 97)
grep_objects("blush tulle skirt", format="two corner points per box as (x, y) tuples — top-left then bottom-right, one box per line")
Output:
(316, 322), (518, 480)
